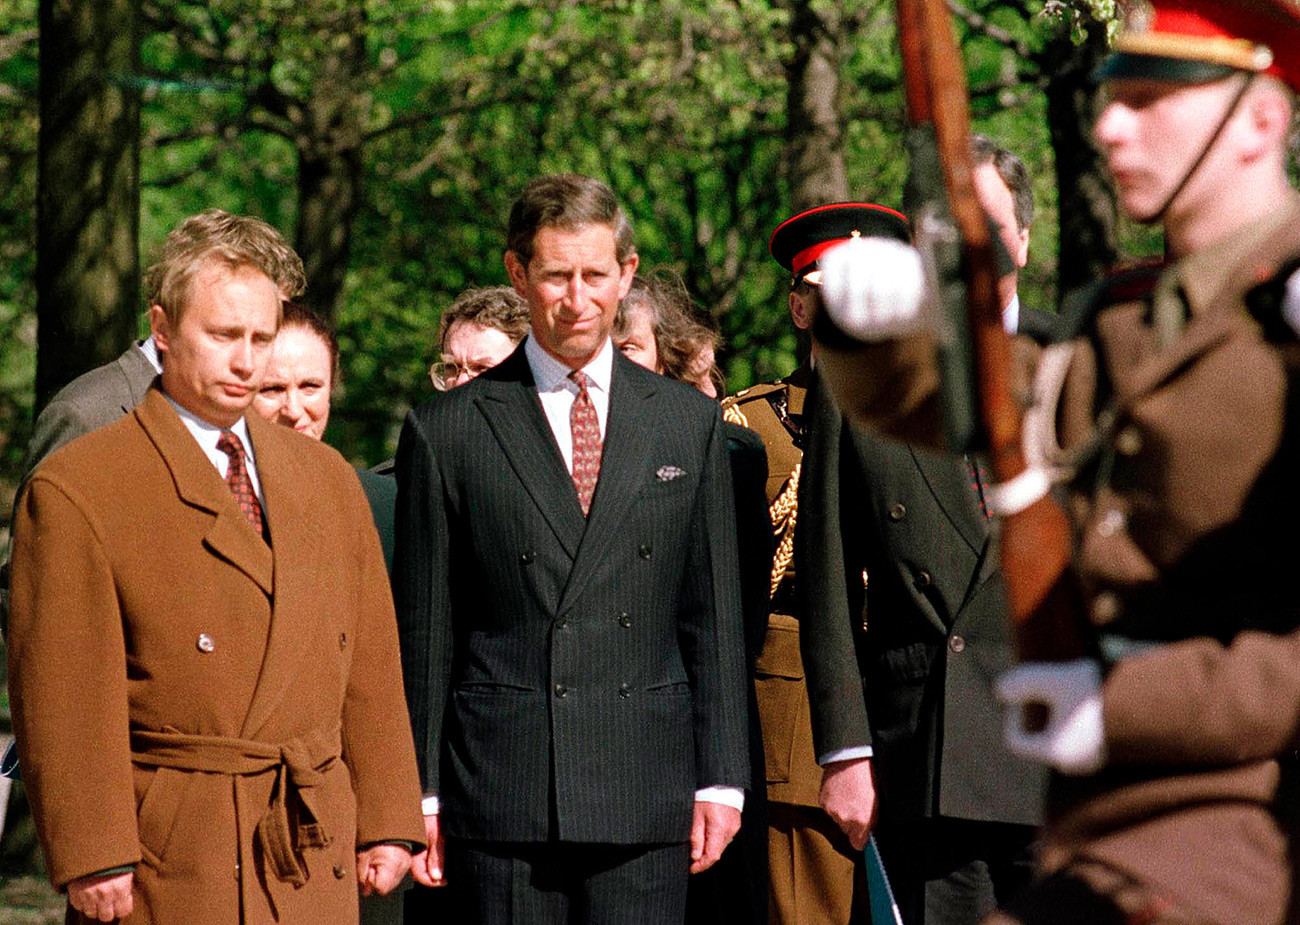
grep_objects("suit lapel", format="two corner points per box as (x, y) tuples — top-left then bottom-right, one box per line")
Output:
(135, 389), (273, 596)
(240, 416), (321, 738)
(117, 343), (159, 414)
(907, 446), (986, 555)
(474, 350), (586, 559)
(558, 356), (657, 616)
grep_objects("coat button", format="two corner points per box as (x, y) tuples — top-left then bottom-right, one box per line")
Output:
(618, 612), (632, 628)
(1096, 509), (1125, 537)
(948, 634), (966, 653)
(638, 544), (653, 559)
(619, 683), (631, 698)
(1090, 591), (1122, 624)
(1115, 426), (1142, 456)
(196, 633), (215, 653)
(333, 863), (347, 879)
(520, 550), (536, 565)
(555, 616), (568, 630)
(554, 683), (568, 698)
(915, 569), (932, 588)
(888, 503), (906, 522)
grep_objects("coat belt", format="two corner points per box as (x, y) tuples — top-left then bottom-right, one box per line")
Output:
(130, 726), (341, 889)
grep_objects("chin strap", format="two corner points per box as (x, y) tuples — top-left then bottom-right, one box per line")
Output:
(1144, 72), (1257, 225)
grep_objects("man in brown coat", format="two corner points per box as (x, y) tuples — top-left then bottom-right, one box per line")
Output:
(808, 2), (1300, 921)
(7, 214), (425, 923)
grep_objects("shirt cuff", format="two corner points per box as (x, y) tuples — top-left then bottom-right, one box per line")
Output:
(818, 745), (873, 766)
(694, 786), (745, 811)
(421, 795), (440, 815)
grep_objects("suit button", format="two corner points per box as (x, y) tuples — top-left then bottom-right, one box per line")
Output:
(1090, 591), (1122, 625)
(915, 569), (932, 588)
(520, 550), (536, 565)
(619, 683), (631, 698)
(333, 863), (347, 879)
(638, 544), (653, 559)
(888, 503), (906, 522)
(554, 684), (568, 698)
(1115, 426), (1142, 456)
(948, 634), (966, 653)
(618, 613), (632, 628)
(555, 617), (568, 630)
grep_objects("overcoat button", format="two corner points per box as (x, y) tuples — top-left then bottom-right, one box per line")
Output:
(554, 684), (568, 698)
(196, 633), (215, 653)
(638, 544), (653, 559)
(619, 683), (631, 698)
(1091, 592), (1122, 624)
(949, 635), (966, 654)
(555, 616), (568, 630)
(915, 569), (933, 588)
(333, 863), (347, 879)
(888, 503), (906, 522)
(1115, 426), (1142, 456)
(618, 613), (632, 628)
(520, 551), (536, 565)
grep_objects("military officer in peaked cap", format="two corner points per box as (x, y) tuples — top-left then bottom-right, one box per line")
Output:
(767, 203), (1043, 925)
(807, 1), (1300, 921)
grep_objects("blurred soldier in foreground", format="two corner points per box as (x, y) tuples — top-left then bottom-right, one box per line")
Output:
(813, 2), (1300, 921)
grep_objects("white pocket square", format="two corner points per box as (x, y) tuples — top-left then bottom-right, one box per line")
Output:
(656, 465), (686, 482)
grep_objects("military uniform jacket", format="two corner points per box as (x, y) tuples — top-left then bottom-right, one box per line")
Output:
(724, 368), (823, 807)
(796, 372), (1043, 828)
(393, 345), (749, 845)
(7, 388), (426, 924)
(1030, 193), (1300, 923)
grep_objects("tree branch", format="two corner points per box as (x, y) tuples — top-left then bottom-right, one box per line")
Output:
(945, 0), (1032, 57)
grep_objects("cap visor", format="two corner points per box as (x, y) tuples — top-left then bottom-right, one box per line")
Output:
(1092, 52), (1239, 86)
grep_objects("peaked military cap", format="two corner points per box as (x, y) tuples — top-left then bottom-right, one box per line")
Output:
(769, 202), (910, 285)
(1096, 0), (1300, 91)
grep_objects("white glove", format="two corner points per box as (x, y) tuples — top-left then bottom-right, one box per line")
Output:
(995, 658), (1106, 776)
(818, 236), (929, 341)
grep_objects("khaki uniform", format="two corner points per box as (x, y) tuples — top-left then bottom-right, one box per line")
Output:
(724, 366), (861, 924)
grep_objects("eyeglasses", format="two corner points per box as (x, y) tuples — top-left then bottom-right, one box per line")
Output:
(430, 360), (494, 391)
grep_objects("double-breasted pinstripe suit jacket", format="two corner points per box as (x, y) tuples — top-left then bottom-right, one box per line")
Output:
(393, 343), (749, 845)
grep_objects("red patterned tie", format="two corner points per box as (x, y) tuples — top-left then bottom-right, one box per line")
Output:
(569, 371), (602, 516)
(217, 430), (266, 538)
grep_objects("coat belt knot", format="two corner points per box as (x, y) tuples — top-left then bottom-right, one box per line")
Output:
(129, 726), (341, 891)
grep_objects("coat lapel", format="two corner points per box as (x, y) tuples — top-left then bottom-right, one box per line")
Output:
(239, 415), (321, 738)
(474, 350), (586, 559)
(558, 355), (658, 616)
(135, 389), (273, 596)
(908, 446), (986, 555)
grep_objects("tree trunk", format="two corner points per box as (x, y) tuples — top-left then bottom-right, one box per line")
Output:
(1043, 16), (1116, 306)
(36, 0), (140, 411)
(294, 10), (366, 321)
(785, 0), (849, 211)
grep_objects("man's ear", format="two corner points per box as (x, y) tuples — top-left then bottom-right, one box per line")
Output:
(789, 289), (814, 331)
(504, 251), (528, 296)
(617, 253), (640, 300)
(149, 304), (170, 352)
(1013, 226), (1031, 269)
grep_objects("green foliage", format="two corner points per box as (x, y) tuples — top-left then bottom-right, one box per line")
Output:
(0, 0), (1126, 482)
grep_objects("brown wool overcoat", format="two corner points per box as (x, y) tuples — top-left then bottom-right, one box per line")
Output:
(7, 387), (425, 925)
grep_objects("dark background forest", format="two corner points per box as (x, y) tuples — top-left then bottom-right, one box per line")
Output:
(0, 0), (1145, 892)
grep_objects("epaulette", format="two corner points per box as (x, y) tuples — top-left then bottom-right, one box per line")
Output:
(1058, 258), (1166, 341)
(722, 382), (785, 428)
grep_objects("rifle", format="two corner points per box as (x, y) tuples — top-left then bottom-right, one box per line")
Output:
(894, 0), (1087, 668)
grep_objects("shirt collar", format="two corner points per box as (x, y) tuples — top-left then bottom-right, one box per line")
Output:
(524, 334), (614, 394)
(138, 335), (163, 373)
(1002, 293), (1020, 335)
(164, 394), (256, 463)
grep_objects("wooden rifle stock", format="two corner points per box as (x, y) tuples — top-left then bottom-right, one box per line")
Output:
(896, 0), (1088, 667)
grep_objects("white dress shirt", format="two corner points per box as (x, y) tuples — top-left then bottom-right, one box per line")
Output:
(164, 396), (264, 507)
(138, 335), (163, 374)
(424, 335), (743, 815)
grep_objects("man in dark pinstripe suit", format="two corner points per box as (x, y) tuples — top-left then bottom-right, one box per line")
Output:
(393, 174), (749, 924)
